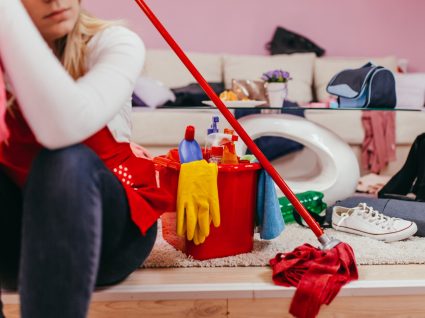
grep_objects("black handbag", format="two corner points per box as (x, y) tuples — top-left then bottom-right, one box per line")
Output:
(266, 26), (325, 57)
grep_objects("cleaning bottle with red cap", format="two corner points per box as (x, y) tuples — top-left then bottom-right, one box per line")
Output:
(178, 125), (203, 163)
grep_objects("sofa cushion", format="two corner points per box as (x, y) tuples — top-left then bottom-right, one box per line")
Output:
(314, 56), (398, 102)
(142, 49), (223, 88)
(305, 109), (425, 145)
(223, 53), (316, 104)
(394, 73), (425, 110)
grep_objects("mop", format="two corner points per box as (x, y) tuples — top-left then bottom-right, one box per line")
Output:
(133, 1), (358, 317)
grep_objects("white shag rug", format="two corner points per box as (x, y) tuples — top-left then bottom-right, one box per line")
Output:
(143, 223), (425, 268)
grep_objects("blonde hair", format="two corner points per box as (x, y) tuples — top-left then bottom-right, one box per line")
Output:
(7, 10), (119, 108)
(56, 10), (120, 79)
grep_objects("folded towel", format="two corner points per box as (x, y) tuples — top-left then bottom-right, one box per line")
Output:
(256, 169), (285, 239)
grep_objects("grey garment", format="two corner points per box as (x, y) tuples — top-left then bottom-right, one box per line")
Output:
(0, 145), (157, 318)
(326, 196), (425, 237)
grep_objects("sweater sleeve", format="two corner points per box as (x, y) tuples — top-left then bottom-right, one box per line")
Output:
(0, 0), (145, 149)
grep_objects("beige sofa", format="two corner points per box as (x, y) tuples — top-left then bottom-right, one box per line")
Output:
(131, 49), (425, 177)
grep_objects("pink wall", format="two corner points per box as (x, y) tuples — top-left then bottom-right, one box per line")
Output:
(84, 0), (425, 72)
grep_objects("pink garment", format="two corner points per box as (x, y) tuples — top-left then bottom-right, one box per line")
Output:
(361, 111), (396, 173)
(0, 64), (9, 142)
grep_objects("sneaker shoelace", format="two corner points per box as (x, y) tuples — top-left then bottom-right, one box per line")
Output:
(338, 203), (397, 230)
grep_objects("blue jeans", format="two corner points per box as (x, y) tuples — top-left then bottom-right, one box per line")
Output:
(0, 144), (157, 318)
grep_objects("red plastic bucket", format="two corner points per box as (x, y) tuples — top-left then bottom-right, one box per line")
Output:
(154, 156), (261, 260)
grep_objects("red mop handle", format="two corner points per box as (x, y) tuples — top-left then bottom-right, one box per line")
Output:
(134, 0), (324, 238)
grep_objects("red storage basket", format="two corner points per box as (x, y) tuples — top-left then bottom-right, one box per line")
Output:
(154, 156), (261, 260)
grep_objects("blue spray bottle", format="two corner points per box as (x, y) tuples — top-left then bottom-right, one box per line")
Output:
(178, 125), (203, 163)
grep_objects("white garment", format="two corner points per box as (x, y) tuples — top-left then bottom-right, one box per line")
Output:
(0, 0), (145, 148)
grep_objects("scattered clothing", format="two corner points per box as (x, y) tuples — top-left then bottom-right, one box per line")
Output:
(132, 76), (175, 108)
(164, 82), (224, 107)
(132, 93), (147, 107)
(378, 133), (425, 201)
(332, 202), (417, 242)
(266, 26), (325, 57)
(356, 173), (391, 194)
(361, 111), (396, 173)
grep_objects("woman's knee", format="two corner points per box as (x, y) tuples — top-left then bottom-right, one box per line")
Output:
(24, 144), (107, 220)
(27, 144), (103, 186)
(34, 144), (101, 172)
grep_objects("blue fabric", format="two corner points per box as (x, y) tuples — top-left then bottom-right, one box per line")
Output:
(164, 82), (225, 107)
(256, 169), (285, 240)
(235, 100), (305, 161)
(131, 93), (148, 107)
(0, 145), (157, 318)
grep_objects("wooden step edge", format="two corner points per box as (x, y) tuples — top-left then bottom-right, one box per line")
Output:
(3, 279), (425, 304)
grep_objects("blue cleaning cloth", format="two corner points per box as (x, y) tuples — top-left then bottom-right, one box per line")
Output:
(256, 169), (285, 240)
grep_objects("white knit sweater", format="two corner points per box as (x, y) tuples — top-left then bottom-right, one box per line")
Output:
(0, 0), (145, 148)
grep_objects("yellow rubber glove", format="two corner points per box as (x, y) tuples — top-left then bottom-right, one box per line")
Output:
(176, 160), (220, 244)
(193, 225), (206, 245)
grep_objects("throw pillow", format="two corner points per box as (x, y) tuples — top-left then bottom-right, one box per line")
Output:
(142, 49), (223, 89)
(394, 73), (425, 109)
(133, 76), (176, 108)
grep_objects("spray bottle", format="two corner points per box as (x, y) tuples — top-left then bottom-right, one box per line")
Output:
(204, 116), (233, 153)
(178, 125), (203, 163)
(221, 134), (239, 164)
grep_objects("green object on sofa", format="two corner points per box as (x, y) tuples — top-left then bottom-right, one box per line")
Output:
(279, 191), (327, 224)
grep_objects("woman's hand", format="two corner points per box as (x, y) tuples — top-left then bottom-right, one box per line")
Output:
(130, 142), (152, 159)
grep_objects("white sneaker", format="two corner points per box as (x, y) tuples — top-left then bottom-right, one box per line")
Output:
(332, 203), (417, 242)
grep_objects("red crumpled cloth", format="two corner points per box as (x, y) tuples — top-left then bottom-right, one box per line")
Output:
(361, 111), (396, 174)
(0, 64), (8, 142)
(270, 242), (358, 318)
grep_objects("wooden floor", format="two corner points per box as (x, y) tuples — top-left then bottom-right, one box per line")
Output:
(4, 265), (425, 317)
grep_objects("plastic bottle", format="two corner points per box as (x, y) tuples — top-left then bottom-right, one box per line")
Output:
(221, 138), (239, 164)
(208, 116), (220, 135)
(209, 146), (223, 164)
(205, 132), (232, 148)
(278, 191), (327, 224)
(204, 116), (233, 149)
(178, 125), (203, 163)
(224, 128), (234, 135)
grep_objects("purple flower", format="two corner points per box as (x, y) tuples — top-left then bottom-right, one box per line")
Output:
(261, 69), (292, 83)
